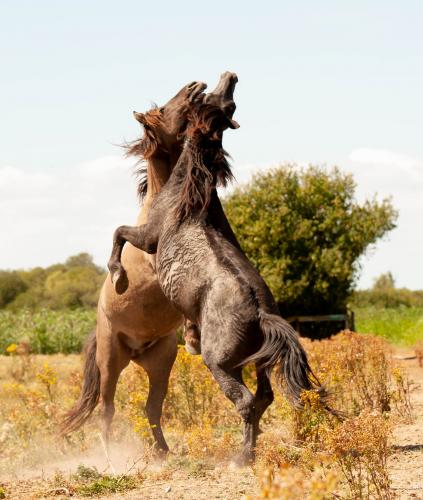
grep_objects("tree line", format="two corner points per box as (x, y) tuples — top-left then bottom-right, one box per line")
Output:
(0, 253), (105, 310)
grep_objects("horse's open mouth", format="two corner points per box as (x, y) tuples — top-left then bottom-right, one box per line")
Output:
(204, 72), (240, 128)
(187, 81), (207, 102)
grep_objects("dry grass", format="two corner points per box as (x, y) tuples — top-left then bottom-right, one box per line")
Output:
(0, 331), (413, 499)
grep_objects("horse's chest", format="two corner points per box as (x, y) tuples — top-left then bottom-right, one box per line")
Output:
(157, 228), (210, 305)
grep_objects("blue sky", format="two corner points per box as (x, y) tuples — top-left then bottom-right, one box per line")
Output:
(1, 1), (422, 288)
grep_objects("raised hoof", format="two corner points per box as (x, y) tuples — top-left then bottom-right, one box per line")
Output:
(111, 269), (122, 286)
(109, 265), (129, 294)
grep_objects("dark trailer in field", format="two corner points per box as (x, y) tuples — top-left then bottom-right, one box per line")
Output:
(286, 311), (355, 340)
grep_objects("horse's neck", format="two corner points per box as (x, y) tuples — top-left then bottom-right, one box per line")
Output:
(135, 155), (171, 225)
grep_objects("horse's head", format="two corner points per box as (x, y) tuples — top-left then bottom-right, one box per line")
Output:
(187, 72), (240, 141)
(175, 72), (239, 221)
(130, 81), (207, 160)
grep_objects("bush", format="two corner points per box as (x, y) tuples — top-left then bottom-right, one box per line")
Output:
(0, 271), (27, 308)
(224, 165), (397, 316)
(352, 289), (423, 309)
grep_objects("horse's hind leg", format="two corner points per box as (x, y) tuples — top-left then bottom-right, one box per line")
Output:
(254, 366), (274, 434)
(133, 333), (177, 454)
(203, 353), (257, 464)
(96, 312), (131, 456)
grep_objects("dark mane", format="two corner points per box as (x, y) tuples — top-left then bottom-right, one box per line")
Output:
(123, 107), (162, 200)
(175, 103), (234, 221)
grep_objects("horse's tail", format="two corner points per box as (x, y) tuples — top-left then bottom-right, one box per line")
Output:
(61, 329), (101, 435)
(243, 310), (328, 408)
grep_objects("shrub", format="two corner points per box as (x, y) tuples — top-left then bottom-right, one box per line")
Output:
(224, 165), (397, 316)
(0, 271), (27, 308)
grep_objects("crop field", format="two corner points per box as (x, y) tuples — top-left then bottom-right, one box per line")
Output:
(1, 306), (422, 356)
(0, 329), (421, 499)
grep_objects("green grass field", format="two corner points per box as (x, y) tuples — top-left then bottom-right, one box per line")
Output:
(0, 308), (96, 354)
(0, 306), (421, 355)
(355, 306), (423, 346)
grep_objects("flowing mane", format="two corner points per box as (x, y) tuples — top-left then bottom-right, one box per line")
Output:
(123, 107), (162, 200)
(175, 103), (234, 221)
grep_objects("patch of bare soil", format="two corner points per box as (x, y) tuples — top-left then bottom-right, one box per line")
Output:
(389, 353), (423, 499)
(113, 351), (423, 500)
(2, 350), (422, 499)
(111, 466), (257, 500)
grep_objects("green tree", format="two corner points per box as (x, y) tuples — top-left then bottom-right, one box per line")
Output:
(44, 266), (104, 309)
(66, 252), (104, 274)
(373, 272), (395, 290)
(2, 253), (106, 310)
(0, 271), (27, 308)
(224, 164), (397, 315)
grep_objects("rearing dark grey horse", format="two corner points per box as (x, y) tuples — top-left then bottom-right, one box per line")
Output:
(108, 89), (326, 463)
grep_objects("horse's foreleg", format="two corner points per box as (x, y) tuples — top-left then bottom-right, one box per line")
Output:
(108, 224), (158, 286)
(133, 334), (177, 455)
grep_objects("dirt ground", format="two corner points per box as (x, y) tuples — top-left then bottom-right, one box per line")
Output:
(2, 351), (422, 499)
(99, 353), (423, 500)
(388, 354), (423, 499)
(112, 353), (423, 500)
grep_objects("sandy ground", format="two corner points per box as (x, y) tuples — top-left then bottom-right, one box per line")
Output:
(2, 351), (422, 499)
(389, 354), (423, 499)
(110, 466), (257, 500)
(106, 353), (423, 500)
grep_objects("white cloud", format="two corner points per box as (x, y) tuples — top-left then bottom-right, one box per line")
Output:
(349, 148), (422, 172)
(0, 149), (421, 290)
(347, 148), (423, 200)
(346, 148), (423, 289)
(0, 157), (139, 270)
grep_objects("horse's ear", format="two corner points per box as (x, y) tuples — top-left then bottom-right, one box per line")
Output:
(133, 111), (147, 125)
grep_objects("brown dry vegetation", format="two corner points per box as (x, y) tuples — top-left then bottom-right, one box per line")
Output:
(0, 332), (420, 499)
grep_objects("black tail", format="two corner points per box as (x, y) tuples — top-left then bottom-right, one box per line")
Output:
(61, 330), (101, 435)
(243, 310), (326, 407)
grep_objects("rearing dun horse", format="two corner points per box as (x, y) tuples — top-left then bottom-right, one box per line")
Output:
(61, 74), (239, 454)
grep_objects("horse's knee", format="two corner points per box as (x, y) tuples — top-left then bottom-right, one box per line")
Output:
(202, 350), (229, 372)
